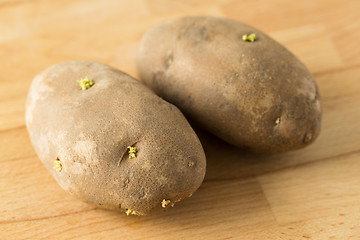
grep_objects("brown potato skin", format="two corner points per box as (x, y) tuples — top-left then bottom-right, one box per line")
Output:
(25, 61), (206, 215)
(136, 16), (322, 153)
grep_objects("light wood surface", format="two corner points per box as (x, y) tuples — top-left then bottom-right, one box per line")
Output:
(1, 0), (360, 239)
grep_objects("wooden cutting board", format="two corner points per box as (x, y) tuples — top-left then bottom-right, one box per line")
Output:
(1, 0), (359, 239)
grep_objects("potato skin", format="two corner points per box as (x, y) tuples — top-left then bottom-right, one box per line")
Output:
(136, 16), (322, 153)
(25, 61), (206, 215)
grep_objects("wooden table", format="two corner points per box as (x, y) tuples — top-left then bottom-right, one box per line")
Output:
(1, 0), (360, 239)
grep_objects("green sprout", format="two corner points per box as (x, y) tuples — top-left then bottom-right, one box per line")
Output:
(275, 117), (281, 125)
(77, 76), (94, 90)
(54, 158), (62, 172)
(125, 209), (136, 215)
(161, 199), (171, 208)
(188, 161), (194, 167)
(242, 33), (257, 42)
(128, 146), (137, 159)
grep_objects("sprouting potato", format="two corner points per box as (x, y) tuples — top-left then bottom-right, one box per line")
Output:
(136, 16), (322, 153)
(26, 61), (206, 215)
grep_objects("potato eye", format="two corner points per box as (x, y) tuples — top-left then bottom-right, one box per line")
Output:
(77, 76), (94, 90)
(127, 146), (137, 159)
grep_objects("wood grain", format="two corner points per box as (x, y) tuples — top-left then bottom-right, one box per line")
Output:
(1, 0), (360, 239)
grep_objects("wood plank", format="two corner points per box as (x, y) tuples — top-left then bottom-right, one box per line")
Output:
(284, 36), (342, 74)
(0, 175), (276, 239)
(1, 0), (360, 239)
(0, 97), (25, 132)
(314, 65), (360, 100)
(0, 156), (94, 224)
(247, 208), (360, 239)
(0, 127), (35, 162)
(258, 152), (360, 225)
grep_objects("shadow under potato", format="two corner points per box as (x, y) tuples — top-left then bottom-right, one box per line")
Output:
(194, 128), (305, 181)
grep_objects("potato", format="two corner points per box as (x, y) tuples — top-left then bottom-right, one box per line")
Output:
(136, 16), (322, 153)
(25, 61), (206, 215)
